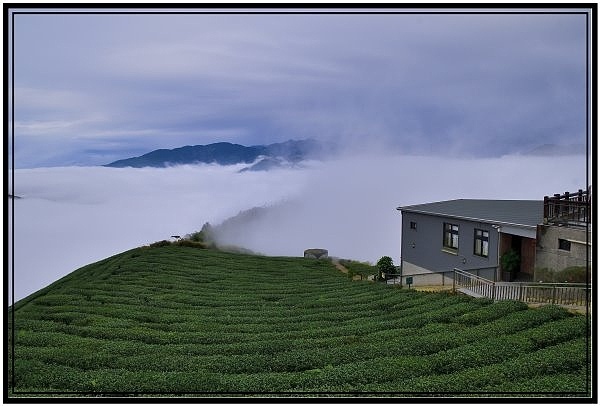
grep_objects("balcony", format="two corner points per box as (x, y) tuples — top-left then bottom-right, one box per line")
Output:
(543, 188), (591, 227)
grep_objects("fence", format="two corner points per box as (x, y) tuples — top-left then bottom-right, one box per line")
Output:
(453, 269), (590, 307)
(544, 188), (591, 226)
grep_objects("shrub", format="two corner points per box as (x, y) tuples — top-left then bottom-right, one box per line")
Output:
(454, 300), (528, 326)
(339, 260), (377, 279)
(174, 240), (207, 249)
(534, 266), (590, 283)
(149, 240), (172, 248)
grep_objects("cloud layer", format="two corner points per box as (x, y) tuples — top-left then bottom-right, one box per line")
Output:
(10, 10), (589, 167)
(8, 153), (587, 301)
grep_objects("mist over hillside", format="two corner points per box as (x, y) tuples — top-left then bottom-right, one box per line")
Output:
(8, 153), (587, 302)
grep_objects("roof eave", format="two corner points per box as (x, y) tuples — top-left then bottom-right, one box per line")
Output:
(397, 208), (539, 229)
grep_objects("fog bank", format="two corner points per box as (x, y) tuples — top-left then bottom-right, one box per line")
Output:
(8, 154), (586, 301)
(212, 153), (587, 263)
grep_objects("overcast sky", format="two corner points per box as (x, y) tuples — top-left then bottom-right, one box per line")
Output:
(8, 8), (591, 168)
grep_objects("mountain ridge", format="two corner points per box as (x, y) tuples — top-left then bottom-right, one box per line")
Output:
(104, 139), (330, 168)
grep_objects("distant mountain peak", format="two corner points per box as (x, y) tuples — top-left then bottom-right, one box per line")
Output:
(104, 139), (333, 169)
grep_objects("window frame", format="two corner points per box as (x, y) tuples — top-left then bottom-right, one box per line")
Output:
(410, 221), (417, 230)
(442, 222), (459, 251)
(473, 228), (489, 258)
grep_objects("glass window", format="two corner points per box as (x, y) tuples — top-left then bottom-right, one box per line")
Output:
(558, 239), (571, 251)
(410, 221), (417, 230)
(443, 222), (459, 250)
(474, 229), (489, 257)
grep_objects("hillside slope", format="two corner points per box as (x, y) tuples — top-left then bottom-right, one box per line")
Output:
(8, 246), (591, 397)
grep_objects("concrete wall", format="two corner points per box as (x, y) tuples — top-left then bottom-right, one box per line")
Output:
(401, 261), (453, 286)
(400, 260), (496, 286)
(536, 225), (591, 271)
(304, 249), (328, 259)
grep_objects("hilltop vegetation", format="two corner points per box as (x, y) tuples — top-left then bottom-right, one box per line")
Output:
(8, 246), (590, 397)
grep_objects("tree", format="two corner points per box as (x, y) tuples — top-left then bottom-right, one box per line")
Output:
(376, 256), (395, 280)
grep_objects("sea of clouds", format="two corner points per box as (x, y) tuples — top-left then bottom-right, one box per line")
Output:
(8, 153), (587, 302)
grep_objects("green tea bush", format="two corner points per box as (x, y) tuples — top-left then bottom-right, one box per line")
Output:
(453, 300), (528, 326)
(485, 371), (589, 393)
(8, 246), (591, 396)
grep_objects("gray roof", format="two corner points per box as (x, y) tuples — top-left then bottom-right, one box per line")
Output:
(397, 199), (544, 228)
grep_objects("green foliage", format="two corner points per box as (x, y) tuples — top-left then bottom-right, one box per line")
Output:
(376, 256), (395, 279)
(149, 240), (172, 248)
(339, 259), (377, 279)
(173, 239), (207, 249)
(8, 246), (590, 396)
(186, 222), (214, 244)
(500, 249), (520, 274)
(534, 266), (590, 283)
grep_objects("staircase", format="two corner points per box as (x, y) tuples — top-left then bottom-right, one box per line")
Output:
(453, 268), (590, 308)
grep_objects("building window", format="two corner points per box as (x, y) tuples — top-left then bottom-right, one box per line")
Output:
(443, 222), (459, 250)
(474, 229), (489, 257)
(558, 239), (571, 251)
(410, 221), (417, 230)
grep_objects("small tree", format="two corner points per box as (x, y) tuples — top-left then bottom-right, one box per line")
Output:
(500, 249), (520, 279)
(376, 256), (395, 280)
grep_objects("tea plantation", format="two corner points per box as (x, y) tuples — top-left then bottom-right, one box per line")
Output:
(8, 245), (591, 397)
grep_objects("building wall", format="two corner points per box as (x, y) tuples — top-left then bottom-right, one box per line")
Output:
(399, 261), (454, 286)
(535, 225), (591, 272)
(400, 212), (499, 276)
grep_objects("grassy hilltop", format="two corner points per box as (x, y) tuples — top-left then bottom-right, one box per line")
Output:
(8, 245), (591, 397)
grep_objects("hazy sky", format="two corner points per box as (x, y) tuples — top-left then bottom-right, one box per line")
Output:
(8, 7), (591, 168)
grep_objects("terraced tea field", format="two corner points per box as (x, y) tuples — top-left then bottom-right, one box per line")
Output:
(8, 246), (591, 397)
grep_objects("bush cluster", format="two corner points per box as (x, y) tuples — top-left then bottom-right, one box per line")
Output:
(534, 266), (590, 283)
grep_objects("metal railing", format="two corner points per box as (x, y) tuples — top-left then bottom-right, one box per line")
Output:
(453, 269), (497, 299)
(453, 269), (590, 307)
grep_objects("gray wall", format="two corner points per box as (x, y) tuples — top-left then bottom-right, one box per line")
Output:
(401, 211), (499, 274)
(536, 225), (590, 271)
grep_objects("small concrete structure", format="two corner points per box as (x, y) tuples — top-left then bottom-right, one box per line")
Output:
(304, 248), (328, 259)
(536, 224), (590, 272)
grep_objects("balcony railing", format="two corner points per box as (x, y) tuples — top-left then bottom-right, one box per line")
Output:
(543, 188), (591, 227)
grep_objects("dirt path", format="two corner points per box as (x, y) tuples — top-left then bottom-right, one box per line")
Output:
(331, 258), (349, 274)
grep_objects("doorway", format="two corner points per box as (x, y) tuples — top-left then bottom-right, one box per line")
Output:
(499, 233), (536, 281)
